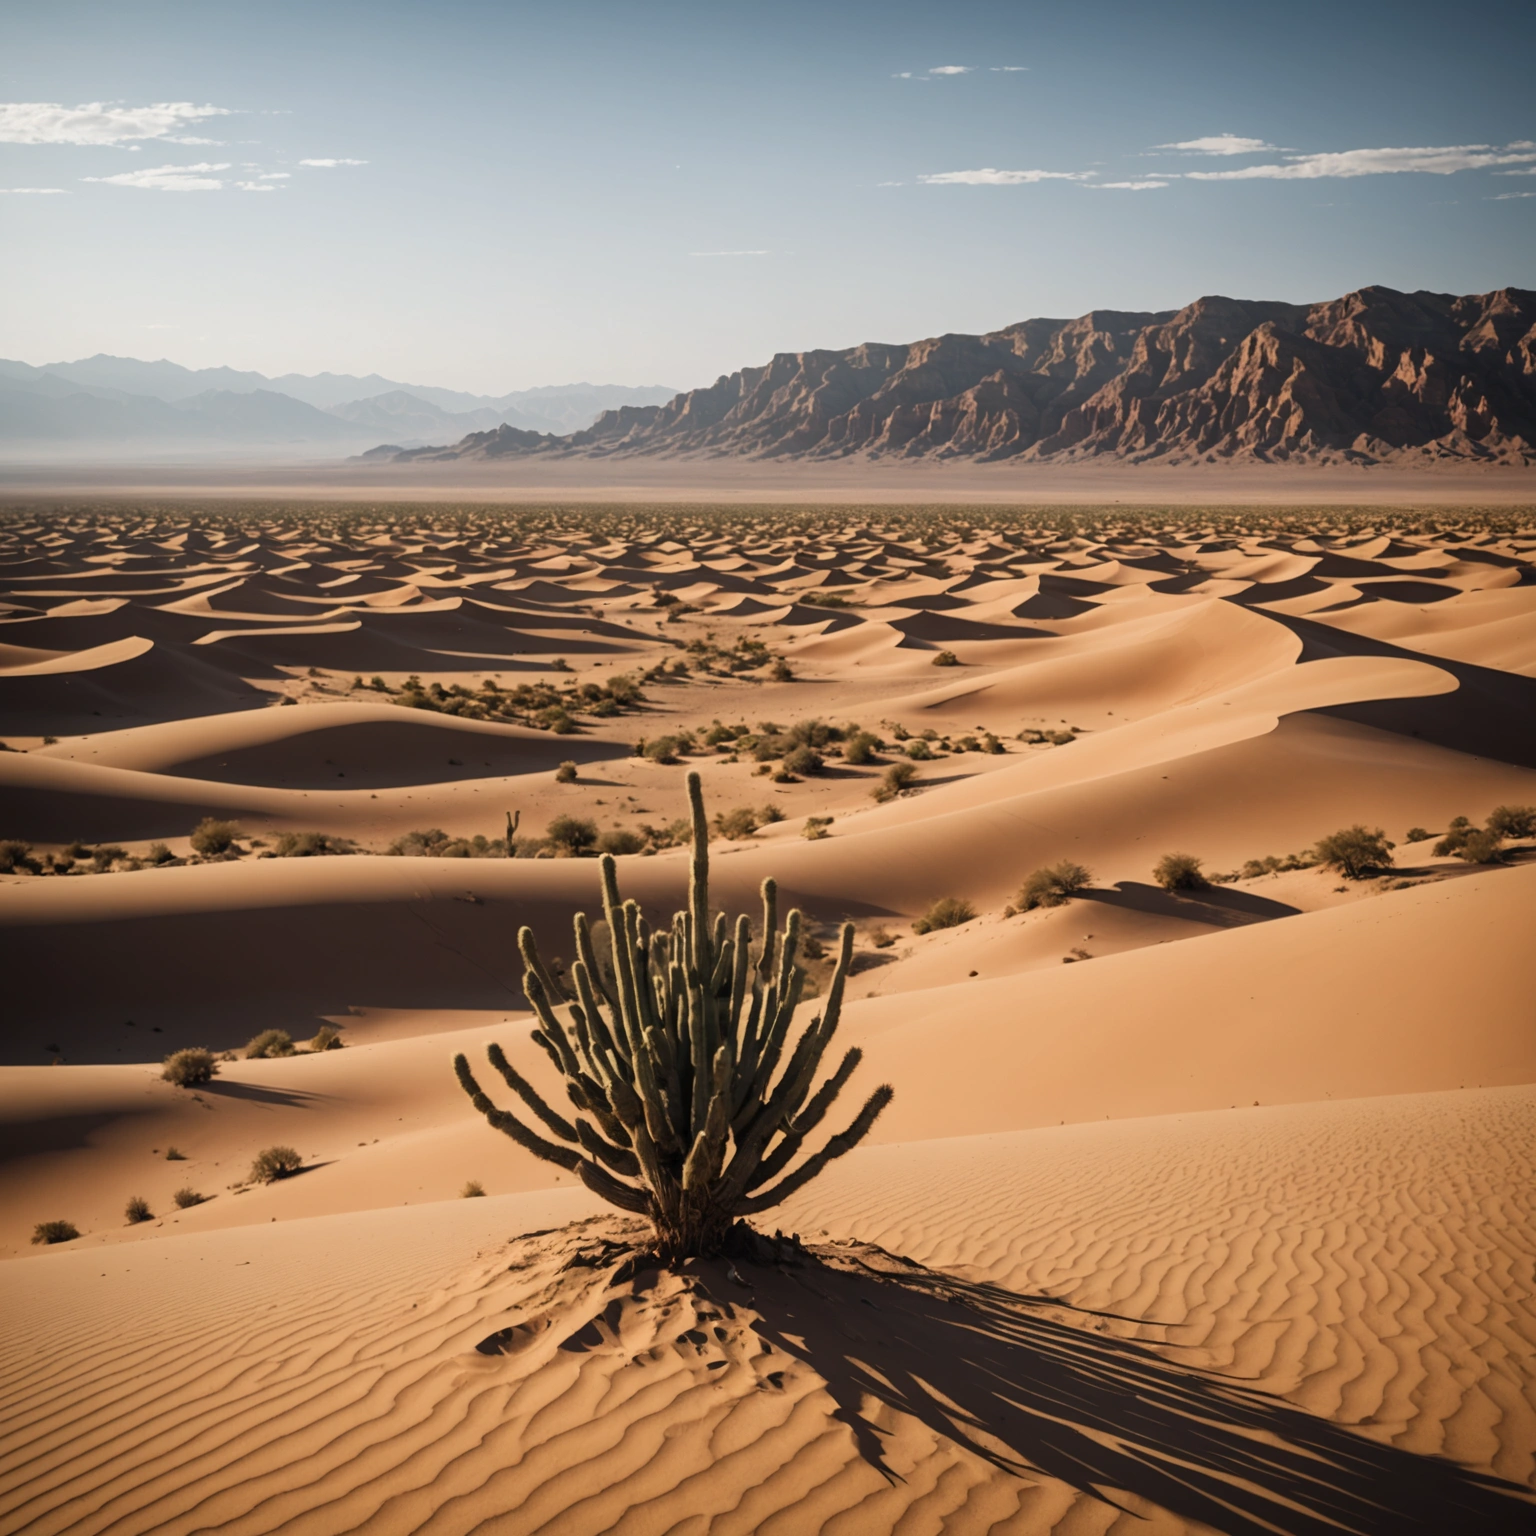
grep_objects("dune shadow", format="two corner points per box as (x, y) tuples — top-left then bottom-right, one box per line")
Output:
(200, 1079), (330, 1108)
(736, 1244), (1535, 1535)
(1084, 882), (1300, 927)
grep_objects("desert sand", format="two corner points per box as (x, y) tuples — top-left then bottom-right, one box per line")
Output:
(2, 499), (1534, 1534)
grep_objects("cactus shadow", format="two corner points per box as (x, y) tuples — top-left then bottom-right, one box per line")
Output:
(739, 1244), (1535, 1535)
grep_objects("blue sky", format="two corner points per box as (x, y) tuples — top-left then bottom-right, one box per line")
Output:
(3, 0), (1533, 394)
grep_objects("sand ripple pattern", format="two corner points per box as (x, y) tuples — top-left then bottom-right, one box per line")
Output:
(3, 1087), (1533, 1535)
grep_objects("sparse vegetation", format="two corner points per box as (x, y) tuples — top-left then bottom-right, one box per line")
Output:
(309, 1024), (345, 1051)
(0, 839), (42, 875)
(161, 1047), (219, 1087)
(453, 771), (892, 1259)
(190, 818), (240, 857)
(460, 1180), (486, 1198)
(1314, 826), (1395, 880)
(32, 1220), (80, 1245)
(246, 1028), (296, 1059)
(546, 815), (599, 857)
(1488, 804), (1536, 839)
(872, 762), (918, 802)
(932, 650), (959, 667)
(165, 1146), (186, 1160)
(250, 1146), (303, 1183)
(713, 806), (759, 840)
(1152, 852), (1208, 891)
(596, 827), (646, 856)
(554, 760), (578, 783)
(271, 831), (357, 858)
(1019, 861), (1092, 909)
(125, 1196), (153, 1224)
(1404, 827), (1432, 843)
(173, 1187), (206, 1208)
(1452, 828), (1506, 865)
(912, 896), (976, 934)
(802, 816), (833, 840)
(843, 730), (880, 765)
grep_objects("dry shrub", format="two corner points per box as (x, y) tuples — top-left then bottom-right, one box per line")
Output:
(911, 896), (976, 934)
(461, 1180), (486, 1198)
(1019, 861), (1091, 909)
(173, 1187), (206, 1208)
(161, 1048), (218, 1087)
(32, 1220), (79, 1245)
(250, 1146), (302, 1183)
(190, 818), (240, 857)
(554, 761), (578, 783)
(1152, 852), (1207, 891)
(713, 806), (759, 841)
(1315, 826), (1394, 879)
(125, 1196), (152, 1224)
(872, 762), (918, 802)
(596, 828), (645, 856)
(246, 1028), (295, 1059)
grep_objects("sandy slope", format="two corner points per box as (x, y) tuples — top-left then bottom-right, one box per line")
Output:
(3, 506), (1534, 1535)
(2, 1088), (1531, 1535)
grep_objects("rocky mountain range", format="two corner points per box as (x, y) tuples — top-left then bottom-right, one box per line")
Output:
(390, 286), (1536, 468)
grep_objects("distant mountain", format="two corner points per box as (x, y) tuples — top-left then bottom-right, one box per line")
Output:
(0, 356), (680, 458)
(390, 286), (1536, 468)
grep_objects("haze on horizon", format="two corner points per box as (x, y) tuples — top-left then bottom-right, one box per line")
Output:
(3, 0), (1534, 397)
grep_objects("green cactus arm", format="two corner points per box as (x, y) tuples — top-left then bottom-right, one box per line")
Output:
(686, 770), (712, 980)
(521, 968), (582, 1080)
(573, 1158), (655, 1214)
(574, 910), (619, 1016)
(517, 924), (568, 1005)
(728, 914), (752, 1047)
(736, 1083), (894, 1215)
(757, 878), (778, 981)
(576, 1117), (642, 1178)
(745, 1046), (864, 1191)
(819, 923), (855, 1039)
(453, 1052), (584, 1171)
(485, 1041), (579, 1143)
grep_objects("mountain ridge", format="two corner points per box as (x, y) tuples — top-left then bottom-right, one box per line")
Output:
(389, 285), (1536, 468)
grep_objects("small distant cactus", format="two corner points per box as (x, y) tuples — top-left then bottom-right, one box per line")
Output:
(455, 772), (892, 1259)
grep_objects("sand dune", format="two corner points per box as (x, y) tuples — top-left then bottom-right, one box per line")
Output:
(3, 503), (1533, 1534)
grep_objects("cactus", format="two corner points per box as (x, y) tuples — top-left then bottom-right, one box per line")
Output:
(454, 770), (893, 1258)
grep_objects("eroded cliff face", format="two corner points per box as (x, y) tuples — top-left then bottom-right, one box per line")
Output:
(405, 286), (1536, 465)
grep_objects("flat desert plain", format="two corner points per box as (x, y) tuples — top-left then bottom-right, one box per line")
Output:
(1, 500), (1534, 1535)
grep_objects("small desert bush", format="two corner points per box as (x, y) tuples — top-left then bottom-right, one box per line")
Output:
(250, 1146), (303, 1183)
(161, 1047), (219, 1087)
(1314, 825), (1394, 880)
(190, 818), (240, 857)
(1487, 804), (1536, 839)
(246, 1028), (295, 1059)
(714, 805), (759, 840)
(546, 814), (599, 856)
(869, 926), (896, 948)
(781, 744), (824, 777)
(596, 827), (645, 856)
(1433, 816), (1474, 857)
(460, 1180), (486, 1198)
(759, 802), (786, 824)
(165, 1145), (186, 1160)
(844, 730), (880, 765)
(905, 738), (933, 760)
(146, 841), (176, 864)
(872, 762), (918, 802)
(1404, 827), (1432, 843)
(273, 831), (355, 858)
(125, 1196), (153, 1224)
(1453, 828), (1506, 865)
(0, 839), (42, 875)
(912, 896), (976, 934)
(173, 1187), (206, 1209)
(32, 1220), (80, 1245)
(802, 816), (833, 840)
(1019, 861), (1092, 909)
(932, 650), (959, 667)
(643, 735), (685, 765)
(554, 761), (578, 783)
(1152, 852), (1207, 891)
(309, 1025), (344, 1051)
(769, 657), (794, 681)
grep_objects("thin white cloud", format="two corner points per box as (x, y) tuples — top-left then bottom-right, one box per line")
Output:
(919, 167), (1090, 185)
(990, 66), (1028, 72)
(1186, 142), (1536, 180)
(0, 101), (231, 146)
(690, 249), (769, 257)
(1496, 166), (1536, 176)
(0, 186), (67, 194)
(928, 65), (972, 75)
(876, 180), (904, 186)
(82, 161), (230, 191)
(299, 157), (367, 167)
(257, 171), (290, 179)
(235, 180), (279, 192)
(1094, 179), (1170, 190)
(1493, 190), (1536, 200)
(1156, 134), (1277, 155)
